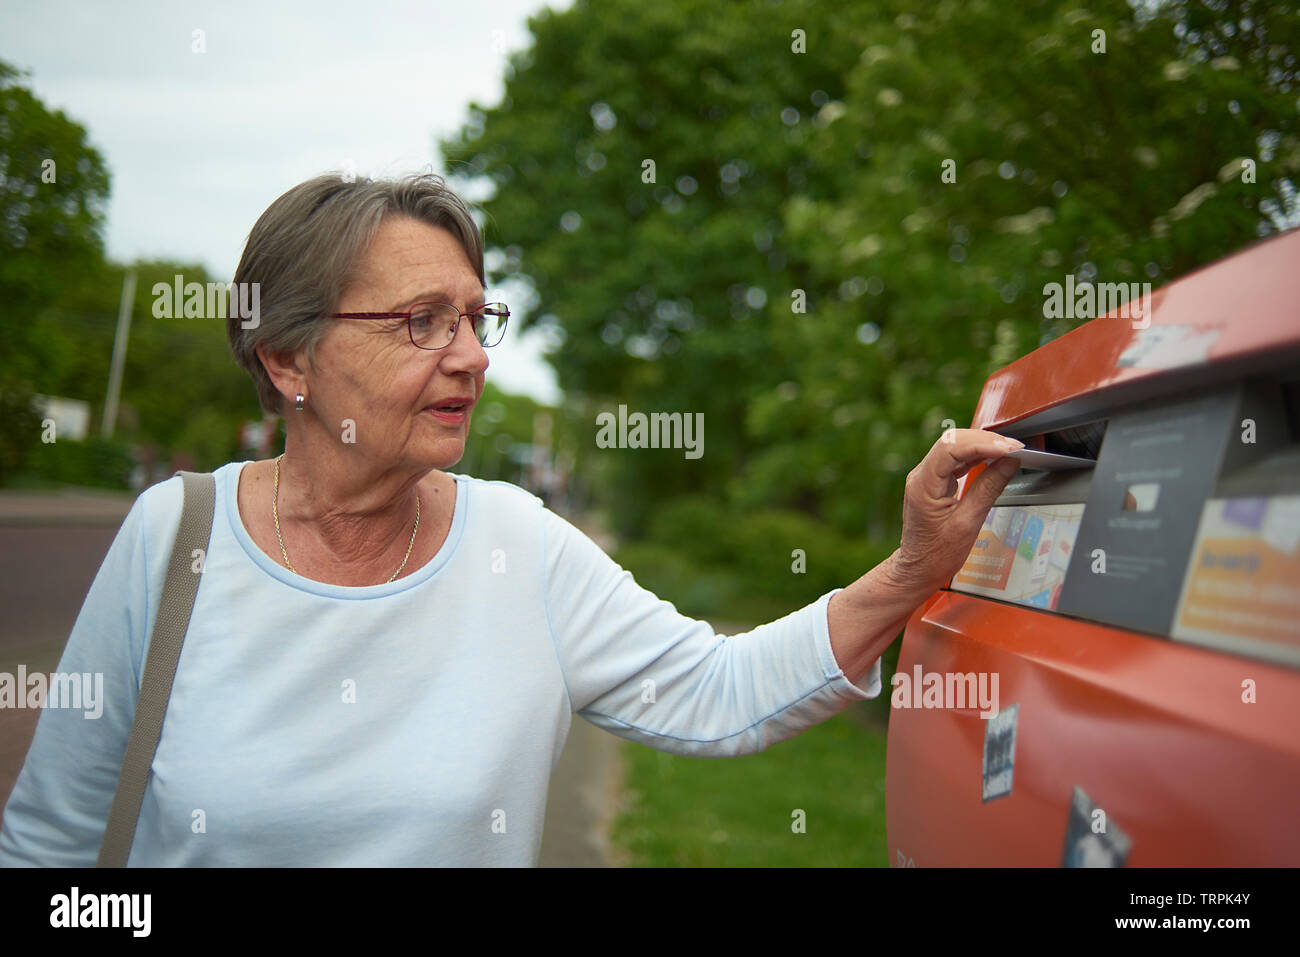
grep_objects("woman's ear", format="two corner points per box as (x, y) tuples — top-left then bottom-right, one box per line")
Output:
(256, 344), (308, 409)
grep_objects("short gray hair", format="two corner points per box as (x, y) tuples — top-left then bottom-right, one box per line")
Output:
(227, 172), (486, 416)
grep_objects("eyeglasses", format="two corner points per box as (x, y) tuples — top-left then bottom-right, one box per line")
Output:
(329, 301), (510, 350)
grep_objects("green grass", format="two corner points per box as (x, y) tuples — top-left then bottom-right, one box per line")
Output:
(609, 706), (890, 867)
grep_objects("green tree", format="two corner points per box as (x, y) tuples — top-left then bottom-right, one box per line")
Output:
(0, 62), (111, 370)
(120, 262), (261, 468)
(0, 60), (112, 480)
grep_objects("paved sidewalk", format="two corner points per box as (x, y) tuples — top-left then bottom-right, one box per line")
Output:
(539, 509), (625, 866)
(0, 487), (136, 526)
(539, 718), (626, 867)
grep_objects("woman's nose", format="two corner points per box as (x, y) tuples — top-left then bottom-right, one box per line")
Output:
(442, 317), (490, 371)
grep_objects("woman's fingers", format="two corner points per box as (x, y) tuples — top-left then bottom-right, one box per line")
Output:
(916, 429), (1023, 500)
(897, 430), (1026, 590)
(959, 455), (1021, 518)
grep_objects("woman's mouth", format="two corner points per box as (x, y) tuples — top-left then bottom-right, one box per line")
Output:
(425, 400), (472, 424)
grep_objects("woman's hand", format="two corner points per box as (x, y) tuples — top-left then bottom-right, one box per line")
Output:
(826, 428), (1025, 684)
(894, 428), (1024, 592)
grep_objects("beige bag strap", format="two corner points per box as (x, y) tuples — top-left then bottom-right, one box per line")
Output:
(96, 470), (216, 867)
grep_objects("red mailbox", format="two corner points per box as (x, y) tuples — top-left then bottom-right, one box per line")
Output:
(886, 229), (1300, 867)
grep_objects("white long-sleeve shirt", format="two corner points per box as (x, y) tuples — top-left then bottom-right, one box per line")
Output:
(0, 461), (881, 866)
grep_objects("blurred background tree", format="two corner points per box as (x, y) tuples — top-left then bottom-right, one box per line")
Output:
(0, 60), (111, 484)
(0, 62), (109, 377)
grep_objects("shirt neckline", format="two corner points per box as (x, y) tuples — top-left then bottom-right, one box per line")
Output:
(222, 460), (468, 599)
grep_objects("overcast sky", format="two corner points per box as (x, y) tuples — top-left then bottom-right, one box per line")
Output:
(1, 0), (566, 403)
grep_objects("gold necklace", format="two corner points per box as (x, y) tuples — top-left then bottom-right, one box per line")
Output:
(273, 453), (420, 583)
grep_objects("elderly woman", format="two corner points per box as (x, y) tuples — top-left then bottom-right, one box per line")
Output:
(0, 173), (1023, 866)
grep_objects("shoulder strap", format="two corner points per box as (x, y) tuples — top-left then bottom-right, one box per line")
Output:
(97, 470), (216, 867)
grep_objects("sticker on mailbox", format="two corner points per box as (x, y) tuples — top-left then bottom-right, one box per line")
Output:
(1171, 493), (1300, 668)
(982, 702), (1018, 802)
(1062, 787), (1132, 868)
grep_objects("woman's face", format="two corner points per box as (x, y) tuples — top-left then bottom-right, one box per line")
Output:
(301, 215), (488, 472)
